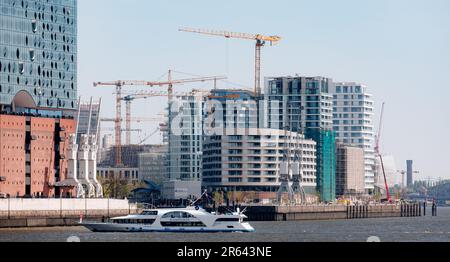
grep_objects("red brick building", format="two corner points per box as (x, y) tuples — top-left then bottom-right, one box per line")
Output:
(0, 114), (76, 198)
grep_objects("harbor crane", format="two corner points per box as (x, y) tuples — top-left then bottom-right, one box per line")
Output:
(94, 72), (226, 166)
(179, 27), (281, 97)
(121, 89), (211, 145)
(138, 127), (161, 145)
(375, 102), (391, 202)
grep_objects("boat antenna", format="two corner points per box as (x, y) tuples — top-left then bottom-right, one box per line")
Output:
(189, 190), (209, 207)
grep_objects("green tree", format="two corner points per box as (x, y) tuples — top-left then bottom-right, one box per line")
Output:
(212, 191), (224, 205)
(100, 177), (135, 199)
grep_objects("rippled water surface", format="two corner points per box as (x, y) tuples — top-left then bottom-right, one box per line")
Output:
(1, 207), (449, 242)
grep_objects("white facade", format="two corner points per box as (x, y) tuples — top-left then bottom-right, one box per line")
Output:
(162, 181), (202, 200)
(332, 83), (375, 192)
(102, 134), (114, 150)
(168, 94), (205, 181)
(202, 128), (317, 192)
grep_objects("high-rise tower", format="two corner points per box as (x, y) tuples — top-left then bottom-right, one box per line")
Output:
(0, 0), (78, 198)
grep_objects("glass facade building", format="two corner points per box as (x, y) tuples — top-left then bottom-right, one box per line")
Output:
(206, 89), (259, 134)
(0, 0), (77, 111)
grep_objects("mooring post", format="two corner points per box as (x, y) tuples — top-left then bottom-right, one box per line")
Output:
(423, 202), (427, 216)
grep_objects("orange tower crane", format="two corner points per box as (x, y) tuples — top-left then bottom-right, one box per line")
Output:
(93, 72), (226, 166)
(121, 90), (210, 145)
(179, 27), (282, 97)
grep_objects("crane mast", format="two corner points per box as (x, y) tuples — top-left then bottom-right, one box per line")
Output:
(94, 72), (226, 166)
(375, 102), (391, 201)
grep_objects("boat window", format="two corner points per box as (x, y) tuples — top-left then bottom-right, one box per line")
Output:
(162, 211), (195, 219)
(161, 221), (206, 227)
(141, 211), (158, 216)
(114, 219), (155, 225)
(215, 218), (240, 222)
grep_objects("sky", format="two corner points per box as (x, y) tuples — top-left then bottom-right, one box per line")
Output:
(77, 0), (450, 180)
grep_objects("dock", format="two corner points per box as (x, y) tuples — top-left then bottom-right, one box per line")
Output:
(244, 203), (423, 221)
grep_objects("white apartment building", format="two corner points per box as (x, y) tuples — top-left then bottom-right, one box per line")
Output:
(332, 83), (375, 192)
(202, 128), (317, 193)
(168, 94), (205, 182)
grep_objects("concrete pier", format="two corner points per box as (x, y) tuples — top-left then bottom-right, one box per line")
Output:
(245, 203), (422, 221)
(0, 199), (138, 228)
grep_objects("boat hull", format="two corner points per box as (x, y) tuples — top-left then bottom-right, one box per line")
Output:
(82, 222), (255, 233)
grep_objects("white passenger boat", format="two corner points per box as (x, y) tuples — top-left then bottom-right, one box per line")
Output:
(82, 206), (255, 233)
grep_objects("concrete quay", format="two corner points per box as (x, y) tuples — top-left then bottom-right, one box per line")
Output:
(245, 203), (423, 221)
(0, 198), (138, 228)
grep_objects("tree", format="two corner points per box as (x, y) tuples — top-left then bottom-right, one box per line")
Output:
(100, 177), (135, 199)
(212, 191), (224, 206)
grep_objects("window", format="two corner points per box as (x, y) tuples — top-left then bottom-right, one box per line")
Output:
(141, 211), (158, 216)
(18, 62), (24, 74)
(32, 20), (37, 33)
(215, 218), (240, 222)
(161, 221), (206, 227)
(162, 212), (195, 219)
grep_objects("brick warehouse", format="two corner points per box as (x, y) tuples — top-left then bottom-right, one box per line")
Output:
(0, 114), (76, 197)
(0, 0), (78, 197)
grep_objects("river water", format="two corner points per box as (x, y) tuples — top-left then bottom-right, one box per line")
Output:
(0, 207), (449, 242)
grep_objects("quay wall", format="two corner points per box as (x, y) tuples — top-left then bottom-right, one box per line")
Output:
(0, 199), (138, 228)
(246, 203), (422, 221)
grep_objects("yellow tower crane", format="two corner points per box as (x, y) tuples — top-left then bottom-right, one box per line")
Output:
(179, 27), (282, 97)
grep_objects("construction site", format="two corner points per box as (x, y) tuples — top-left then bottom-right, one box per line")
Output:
(88, 27), (407, 206)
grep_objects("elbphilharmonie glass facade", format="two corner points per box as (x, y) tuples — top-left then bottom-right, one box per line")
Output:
(0, 0), (77, 110)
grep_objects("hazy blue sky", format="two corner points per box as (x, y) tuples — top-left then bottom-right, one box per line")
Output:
(77, 0), (450, 180)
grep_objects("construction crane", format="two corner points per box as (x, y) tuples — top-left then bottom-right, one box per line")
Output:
(101, 127), (142, 133)
(179, 27), (281, 97)
(94, 72), (226, 166)
(375, 102), (391, 202)
(100, 117), (165, 123)
(121, 89), (210, 145)
(138, 127), (161, 145)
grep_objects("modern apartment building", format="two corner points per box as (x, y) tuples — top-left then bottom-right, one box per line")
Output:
(264, 76), (336, 202)
(202, 128), (317, 193)
(167, 93), (205, 181)
(138, 146), (168, 186)
(205, 89), (259, 136)
(0, 0), (78, 198)
(332, 83), (375, 193)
